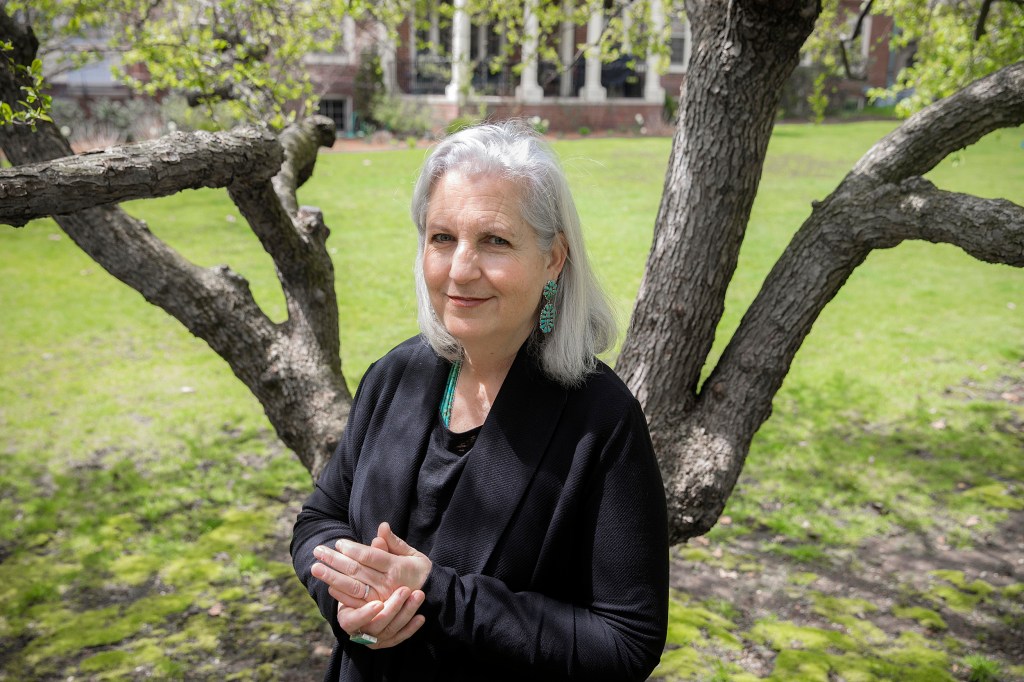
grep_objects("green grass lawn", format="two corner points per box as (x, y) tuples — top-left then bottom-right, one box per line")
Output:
(1, 122), (1022, 680)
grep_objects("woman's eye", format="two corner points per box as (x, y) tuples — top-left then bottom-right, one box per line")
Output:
(430, 233), (454, 243)
(488, 236), (510, 246)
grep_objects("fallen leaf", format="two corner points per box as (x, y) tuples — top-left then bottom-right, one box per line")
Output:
(1000, 391), (1020, 403)
(720, 516), (732, 525)
(930, 419), (947, 430)
(313, 644), (333, 657)
(208, 603), (224, 617)
(965, 516), (980, 527)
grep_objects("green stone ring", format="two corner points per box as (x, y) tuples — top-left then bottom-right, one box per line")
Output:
(350, 632), (378, 646)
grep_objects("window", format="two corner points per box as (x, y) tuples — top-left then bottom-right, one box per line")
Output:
(669, 15), (689, 72)
(317, 98), (348, 135)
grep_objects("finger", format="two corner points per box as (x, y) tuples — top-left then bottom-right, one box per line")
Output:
(368, 586), (414, 634)
(378, 522), (417, 557)
(317, 544), (386, 592)
(335, 599), (385, 637)
(336, 538), (395, 574)
(373, 588), (424, 642)
(329, 585), (372, 609)
(313, 552), (377, 601)
(370, 536), (388, 552)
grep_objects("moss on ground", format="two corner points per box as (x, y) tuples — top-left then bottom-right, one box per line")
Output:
(892, 605), (949, 631)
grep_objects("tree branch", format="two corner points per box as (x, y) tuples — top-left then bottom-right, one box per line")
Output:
(849, 60), (1024, 187)
(0, 5), (349, 477)
(273, 115), (337, 217)
(227, 179), (342, 373)
(868, 178), (1024, 265)
(0, 128), (283, 227)
(696, 177), (1023, 499)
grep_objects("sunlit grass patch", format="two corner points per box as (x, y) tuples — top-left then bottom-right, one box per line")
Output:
(2, 123), (1022, 678)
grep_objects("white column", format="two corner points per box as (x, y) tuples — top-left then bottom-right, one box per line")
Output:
(477, 23), (488, 62)
(342, 15), (356, 62)
(408, 13), (417, 86)
(643, 0), (666, 102)
(515, 0), (545, 102)
(429, 7), (440, 56)
(445, 0), (472, 103)
(558, 0), (574, 98)
(376, 24), (397, 94)
(580, 2), (606, 102)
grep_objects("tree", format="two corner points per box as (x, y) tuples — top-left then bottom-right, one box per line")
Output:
(615, 1), (1022, 543)
(2, 0), (1022, 544)
(804, 0), (1024, 117)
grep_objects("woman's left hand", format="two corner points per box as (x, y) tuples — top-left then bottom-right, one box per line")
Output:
(316, 522), (432, 601)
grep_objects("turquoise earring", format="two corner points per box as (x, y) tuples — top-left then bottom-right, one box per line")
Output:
(539, 280), (557, 334)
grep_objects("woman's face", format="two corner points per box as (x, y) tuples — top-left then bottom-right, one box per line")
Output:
(423, 171), (566, 360)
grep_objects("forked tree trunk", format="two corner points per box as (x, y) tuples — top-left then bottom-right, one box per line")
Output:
(617, 0), (821, 541)
(618, 0), (1024, 543)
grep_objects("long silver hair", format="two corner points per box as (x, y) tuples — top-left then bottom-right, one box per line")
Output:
(410, 120), (616, 387)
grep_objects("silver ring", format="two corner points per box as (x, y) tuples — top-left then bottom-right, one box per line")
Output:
(362, 583), (370, 600)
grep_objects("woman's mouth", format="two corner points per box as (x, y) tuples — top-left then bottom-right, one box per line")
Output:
(448, 295), (489, 308)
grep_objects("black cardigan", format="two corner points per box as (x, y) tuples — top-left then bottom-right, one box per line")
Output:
(291, 337), (669, 681)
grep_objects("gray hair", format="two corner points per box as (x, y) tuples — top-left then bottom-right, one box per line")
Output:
(410, 120), (617, 387)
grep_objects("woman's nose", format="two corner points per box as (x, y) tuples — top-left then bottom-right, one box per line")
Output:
(449, 242), (479, 282)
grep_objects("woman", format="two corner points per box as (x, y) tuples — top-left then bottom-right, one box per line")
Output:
(291, 121), (668, 681)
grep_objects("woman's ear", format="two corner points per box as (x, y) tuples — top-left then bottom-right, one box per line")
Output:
(547, 233), (568, 279)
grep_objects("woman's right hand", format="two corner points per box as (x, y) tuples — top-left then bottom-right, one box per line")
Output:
(336, 585), (426, 650)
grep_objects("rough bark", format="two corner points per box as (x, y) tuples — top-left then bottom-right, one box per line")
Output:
(0, 128), (282, 227)
(617, 0), (820, 411)
(615, 0), (820, 540)
(624, 43), (1024, 541)
(0, 10), (349, 479)
(273, 115), (338, 217)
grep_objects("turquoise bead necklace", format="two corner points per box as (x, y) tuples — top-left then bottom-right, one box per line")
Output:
(440, 360), (462, 428)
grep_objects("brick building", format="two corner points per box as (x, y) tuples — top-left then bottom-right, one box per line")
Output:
(306, 0), (690, 135)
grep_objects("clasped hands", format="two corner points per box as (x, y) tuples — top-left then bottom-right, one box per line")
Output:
(311, 521), (432, 649)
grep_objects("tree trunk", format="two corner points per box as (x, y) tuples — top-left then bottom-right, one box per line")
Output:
(0, 10), (350, 479)
(616, 0), (820, 541)
(621, 0), (1024, 546)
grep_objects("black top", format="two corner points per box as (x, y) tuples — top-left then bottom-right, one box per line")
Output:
(291, 337), (669, 682)
(407, 422), (480, 555)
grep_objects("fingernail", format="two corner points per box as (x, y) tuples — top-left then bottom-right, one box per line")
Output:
(338, 540), (351, 553)
(314, 546), (325, 558)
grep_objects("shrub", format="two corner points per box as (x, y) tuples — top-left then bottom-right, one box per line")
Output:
(528, 115), (549, 135)
(370, 95), (432, 137)
(50, 97), (169, 151)
(354, 49), (385, 129)
(160, 94), (244, 133)
(663, 93), (679, 123)
(445, 115), (481, 136)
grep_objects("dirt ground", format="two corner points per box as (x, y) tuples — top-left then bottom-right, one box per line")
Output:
(667, 511), (1024, 677)
(272, 505), (1022, 680)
